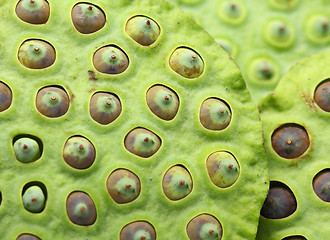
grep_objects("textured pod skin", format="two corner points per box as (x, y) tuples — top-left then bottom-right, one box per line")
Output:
(120, 221), (156, 240)
(257, 51), (330, 239)
(15, 0), (50, 25)
(0, 82), (12, 112)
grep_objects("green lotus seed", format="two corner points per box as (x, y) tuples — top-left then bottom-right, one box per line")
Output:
(261, 182), (297, 219)
(36, 86), (69, 118)
(18, 39), (55, 69)
(63, 136), (96, 170)
(13, 137), (41, 163)
(0, 82), (12, 112)
(89, 92), (122, 125)
(125, 16), (160, 46)
(120, 221), (156, 240)
(206, 151), (240, 188)
(66, 191), (97, 226)
(124, 127), (161, 158)
(169, 47), (204, 79)
(146, 85), (180, 121)
(248, 57), (279, 84)
(282, 236), (307, 240)
(313, 169), (330, 202)
(268, 0), (300, 10)
(162, 165), (193, 201)
(93, 45), (129, 74)
(314, 80), (330, 112)
(15, 0), (50, 25)
(271, 124), (310, 159)
(217, 1), (247, 25)
(107, 169), (141, 204)
(71, 3), (106, 34)
(17, 233), (41, 240)
(199, 98), (231, 131)
(22, 185), (45, 213)
(186, 214), (223, 240)
(263, 19), (295, 49)
(306, 14), (330, 44)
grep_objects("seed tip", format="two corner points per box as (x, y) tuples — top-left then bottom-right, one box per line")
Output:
(144, 137), (149, 142)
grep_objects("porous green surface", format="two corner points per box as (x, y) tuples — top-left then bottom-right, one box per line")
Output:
(0, 0), (268, 239)
(170, 0), (330, 103)
(257, 50), (330, 239)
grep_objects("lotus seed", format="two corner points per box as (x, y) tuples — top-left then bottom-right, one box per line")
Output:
(22, 185), (45, 213)
(15, 0), (50, 25)
(314, 80), (330, 112)
(120, 221), (156, 240)
(186, 214), (223, 240)
(0, 82), (12, 112)
(313, 169), (330, 202)
(218, 1), (247, 25)
(13, 137), (41, 163)
(263, 19), (295, 49)
(17, 234), (41, 240)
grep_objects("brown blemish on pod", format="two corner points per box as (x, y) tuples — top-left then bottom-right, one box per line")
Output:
(261, 181), (297, 219)
(0, 82), (12, 112)
(313, 169), (330, 202)
(120, 221), (156, 240)
(146, 85), (179, 120)
(71, 3), (106, 34)
(36, 86), (69, 118)
(15, 0), (50, 25)
(66, 191), (97, 226)
(89, 92), (122, 125)
(314, 80), (330, 112)
(186, 214), (223, 240)
(271, 123), (310, 159)
(17, 233), (41, 240)
(106, 169), (141, 204)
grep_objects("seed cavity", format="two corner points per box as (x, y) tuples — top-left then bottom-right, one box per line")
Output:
(0, 82), (12, 112)
(22, 182), (47, 213)
(18, 39), (56, 69)
(206, 151), (240, 188)
(107, 169), (141, 204)
(89, 92), (122, 125)
(120, 221), (156, 240)
(306, 14), (330, 44)
(93, 45), (129, 74)
(261, 181), (297, 219)
(313, 169), (330, 202)
(271, 123), (310, 159)
(314, 79), (330, 112)
(186, 214), (223, 240)
(36, 86), (69, 118)
(162, 165), (193, 201)
(124, 127), (161, 158)
(63, 136), (96, 169)
(71, 2), (106, 34)
(263, 19), (295, 49)
(248, 57), (279, 84)
(217, 1), (247, 25)
(125, 15), (161, 46)
(13, 135), (42, 163)
(146, 85), (180, 121)
(66, 191), (97, 226)
(17, 234), (41, 240)
(169, 47), (204, 79)
(200, 98), (232, 131)
(216, 38), (238, 58)
(282, 236), (307, 240)
(15, 0), (50, 25)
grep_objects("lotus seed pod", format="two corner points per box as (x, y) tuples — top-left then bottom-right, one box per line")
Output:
(71, 3), (106, 34)
(282, 236), (307, 240)
(106, 169), (141, 204)
(18, 39), (55, 69)
(162, 165), (193, 201)
(0, 82), (12, 112)
(206, 151), (239, 188)
(314, 80), (330, 112)
(125, 16), (160, 46)
(89, 92), (122, 125)
(35, 86), (69, 118)
(169, 47), (204, 79)
(124, 128), (161, 158)
(120, 221), (156, 240)
(63, 136), (95, 170)
(146, 85), (179, 120)
(217, 1), (247, 25)
(13, 137), (41, 163)
(199, 98), (231, 131)
(271, 124), (310, 159)
(313, 169), (330, 202)
(93, 45), (129, 74)
(17, 234), (41, 240)
(22, 185), (46, 213)
(15, 0), (50, 25)
(66, 191), (97, 226)
(186, 214), (223, 240)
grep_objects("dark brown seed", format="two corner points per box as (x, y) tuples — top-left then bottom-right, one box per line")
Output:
(89, 92), (122, 125)
(0, 82), (12, 112)
(36, 86), (69, 118)
(313, 169), (330, 202)
(120, 221), (156, 240)
(314, 80), (330, 112)
(71, 3), (106, 34)
(63, 136), (96, 170)
(186, 214), (223, 240)
(17, 234), (41, 240)
(282, 236), (307, 240)
(261, 182), (297, 219)
(15, 0), (50, 24)
(271, 124), (310, 159)
(66, 191), (97, 226)
(18, 39), (55, 69)
(106, 169), (141, 204)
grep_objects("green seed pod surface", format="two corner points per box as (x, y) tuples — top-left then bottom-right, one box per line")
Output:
(15, 0), (50, 25)
(13, 137), (41, 163)
(22, 185), (45, 213)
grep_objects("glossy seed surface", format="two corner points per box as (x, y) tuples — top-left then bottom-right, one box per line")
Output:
(0, 82), (12, 112)
(314, 80), (330, 112)
(15, 0), (50, 24)
(186, 214), (223, 240)
(120, 221), (156, 240)
(313, 169), (330, 202)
